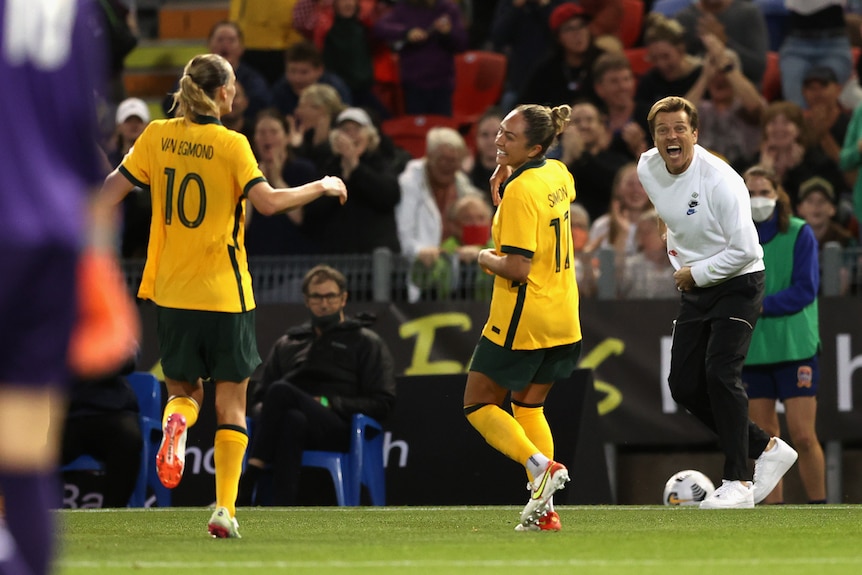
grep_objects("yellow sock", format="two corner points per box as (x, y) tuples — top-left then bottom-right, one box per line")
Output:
(214, 427), (248, 517)
(512, 402), (554, 482)
(465, 404), (539, 466)
(162, 396), (200, 428)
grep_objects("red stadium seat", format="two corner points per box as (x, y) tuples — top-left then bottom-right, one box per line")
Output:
(373, 50), (404, 117)
(624, 47), (652, 78)
(381, 115), (462, 159)
(452, 50), (507, 127)
(761, 51), (781, 102)
(618, 0), (644, 49)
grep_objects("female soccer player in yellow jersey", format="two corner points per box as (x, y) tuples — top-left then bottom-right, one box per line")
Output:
(464, 104), (582, 532)
(95, 53), (347, 538)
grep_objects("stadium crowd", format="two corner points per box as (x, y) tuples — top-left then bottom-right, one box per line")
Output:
(98, 0), (862, 301)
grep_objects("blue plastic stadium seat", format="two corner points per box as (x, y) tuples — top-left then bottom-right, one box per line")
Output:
(301, 413), (386, 506)
(126, 371), (171, 507)
(62, 371), (171, 508)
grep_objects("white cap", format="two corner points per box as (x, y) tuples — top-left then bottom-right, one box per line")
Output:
(336, 107), (372, 127)
(116, 98), (150, 124)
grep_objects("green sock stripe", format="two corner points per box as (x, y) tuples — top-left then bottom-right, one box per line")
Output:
(511, 399), (544, 409)
(217, 424), (248, 436)
(463, 403), (492, 416)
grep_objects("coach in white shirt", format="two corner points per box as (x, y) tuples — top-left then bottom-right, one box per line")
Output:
(637, 96), (798, 509)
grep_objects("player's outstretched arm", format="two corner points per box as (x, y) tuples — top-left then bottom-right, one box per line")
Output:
(248, 175), (347, 216)
(90, 169), (137, 235)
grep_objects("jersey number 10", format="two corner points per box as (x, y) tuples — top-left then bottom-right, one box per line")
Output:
(164, 168), (206, 228)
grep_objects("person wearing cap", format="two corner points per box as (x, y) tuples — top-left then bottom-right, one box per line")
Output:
(796, 176), (856, 264)
(109, 98), (153, 259)
(518, 2), (605, 108)
(303, 106), (402, 256)
(110, 98), (150, 166)
(801, 65), (851, 165)
(741, 165), (825, 504)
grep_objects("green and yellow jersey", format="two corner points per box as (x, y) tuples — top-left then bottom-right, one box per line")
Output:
(119, 116), (265, 313)
(481, 159), (581, 350)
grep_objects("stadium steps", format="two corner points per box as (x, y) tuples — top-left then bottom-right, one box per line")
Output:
(122, 39), (207, 117)
(158, 1), (229, 41)
(122, 2), (228, 117)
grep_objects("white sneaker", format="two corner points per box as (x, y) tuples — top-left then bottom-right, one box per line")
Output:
(699, 480), (754, 509)
(753, 437), (798, 504)
(207, 506), (241, 539)
(519, 461), (570, 526)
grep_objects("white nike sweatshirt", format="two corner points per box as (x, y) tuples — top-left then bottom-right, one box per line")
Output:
(637, 145), (764, 288)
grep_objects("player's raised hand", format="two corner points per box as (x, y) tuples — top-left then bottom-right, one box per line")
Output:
(321, 175), (348, 204)
(490, 164), (512, 206)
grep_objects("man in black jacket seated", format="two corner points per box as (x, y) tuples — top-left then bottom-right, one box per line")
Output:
(238, 265), (397, 506)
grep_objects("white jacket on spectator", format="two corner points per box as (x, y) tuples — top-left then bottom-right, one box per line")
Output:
(396, 158), (475, 302)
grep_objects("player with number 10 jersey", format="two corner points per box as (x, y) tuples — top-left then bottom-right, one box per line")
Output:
(119, 116), (263, 312)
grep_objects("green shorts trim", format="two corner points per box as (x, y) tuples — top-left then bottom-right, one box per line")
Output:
(156, 306), (261, 383)
(468, 336), (582, 391)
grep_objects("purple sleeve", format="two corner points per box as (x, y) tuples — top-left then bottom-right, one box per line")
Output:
(0, 0), (107, 244)
(762, 224), (820, 317)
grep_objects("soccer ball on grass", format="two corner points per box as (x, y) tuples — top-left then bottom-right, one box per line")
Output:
(663, 469), (715, 506)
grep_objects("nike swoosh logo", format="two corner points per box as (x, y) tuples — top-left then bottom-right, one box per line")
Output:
(531, 470), (550, 500)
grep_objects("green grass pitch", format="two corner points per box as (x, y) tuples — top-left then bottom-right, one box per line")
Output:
(57, 506), (862, 575)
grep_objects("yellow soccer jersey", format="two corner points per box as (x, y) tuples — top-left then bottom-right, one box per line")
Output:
(119, 116), (266, 313)
(481, 159), (581, 350)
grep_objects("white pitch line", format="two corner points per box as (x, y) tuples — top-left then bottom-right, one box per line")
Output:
(59, 504), (859, 514)
(58, 556), (862, 570)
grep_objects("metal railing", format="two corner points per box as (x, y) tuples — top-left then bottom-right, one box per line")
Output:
(120, 243), (862, 303)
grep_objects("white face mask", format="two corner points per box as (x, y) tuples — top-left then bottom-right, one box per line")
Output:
(750, 196), (777, 223)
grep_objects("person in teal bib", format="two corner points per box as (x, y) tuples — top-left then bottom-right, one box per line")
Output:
(742, 165), (825, 505)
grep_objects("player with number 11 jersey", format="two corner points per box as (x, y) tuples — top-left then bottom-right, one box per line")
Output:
(482, 158), (580, 351)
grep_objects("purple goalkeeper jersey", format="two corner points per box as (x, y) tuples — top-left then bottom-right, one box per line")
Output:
(0, 0), (105, 248)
